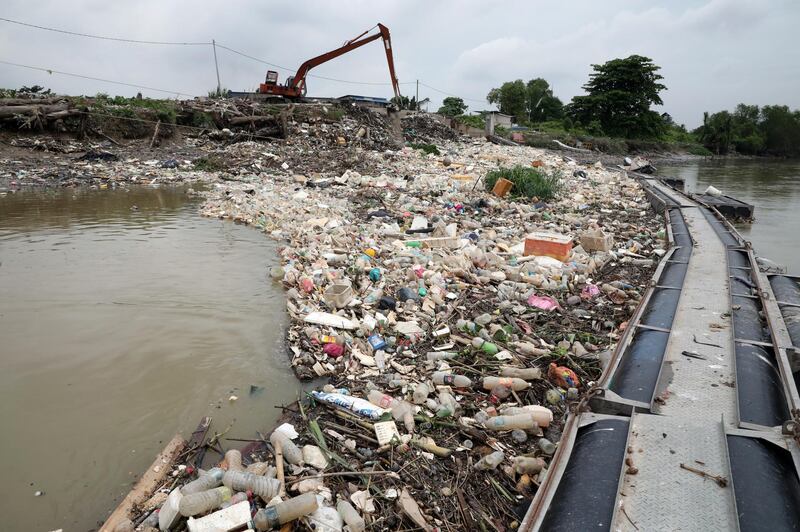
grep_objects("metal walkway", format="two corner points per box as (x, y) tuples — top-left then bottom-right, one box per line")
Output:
(523, 176), (800, 531)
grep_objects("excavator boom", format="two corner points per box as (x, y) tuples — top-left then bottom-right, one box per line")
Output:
(259, 23), (401, 100)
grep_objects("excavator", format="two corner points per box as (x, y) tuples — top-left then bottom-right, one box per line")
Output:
(257, 23), (401, 101)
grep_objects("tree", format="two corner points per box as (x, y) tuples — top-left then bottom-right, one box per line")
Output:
(760, 105), (800, 156)
(437, 97), (467, 117)
(391, 95), (418, 110)
(486, 78), (563, 123)
(567, 55), (667, 138)
(696, 110), (733, 154)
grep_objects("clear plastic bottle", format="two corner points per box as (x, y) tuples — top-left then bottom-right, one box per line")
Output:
(181, 467), (224, 495)
(178, 486), (232, 517)
(337, 500), (365, 532)
(498, 405), (553, 427)
(158, 488), (183, 530)
(513, 456), (546, 475)
(499, 366), (543, 380)
(412, 382), (430, 404)
(472, 337), (499, 355)
(432, 371), (472, 387)
(426, 351), (457, 362)
(436, 390), (458, 418)
(367, 389), (415, 432)
(253, 492), (319, 530)
(220, 491), (249, 509)
(482, 376), (530, 391)
(310, 503), (344, 532)
(224, 449), (244, 471)
(474, 450), (505, 471)
(538, 438), (556, 455)
(270, 431), (304, 465)
(484, 413), (539, 431)
(223, 470), (280, 500)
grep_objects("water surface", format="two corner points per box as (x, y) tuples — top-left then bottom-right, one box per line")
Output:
(0, 185), (296, 530)
(659, 158), (800, 270)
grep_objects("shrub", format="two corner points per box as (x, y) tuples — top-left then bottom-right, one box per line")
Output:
(686, 144), (713, 156)
(484, 166), (563, 200)
(408, 142), (440, 156)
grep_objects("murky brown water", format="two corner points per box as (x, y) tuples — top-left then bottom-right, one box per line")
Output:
(660, 158), (800, 271)
(0, 185), (298, 530)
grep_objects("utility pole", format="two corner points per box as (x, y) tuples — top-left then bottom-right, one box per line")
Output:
(416, 79), (419, 111)
(212, 39), (222, 96)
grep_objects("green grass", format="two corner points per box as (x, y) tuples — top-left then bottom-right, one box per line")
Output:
(484, 166), (563, 200)
(456, 114), (485, 129)
(408, 142), (441, 156)
(686, 144), (713, 156)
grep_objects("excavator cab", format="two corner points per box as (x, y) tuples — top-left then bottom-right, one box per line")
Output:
(264, 71), (279, 85)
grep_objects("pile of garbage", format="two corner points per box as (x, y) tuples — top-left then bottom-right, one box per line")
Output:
(402, 113), (463, 143)
(114, 139), (665, 530)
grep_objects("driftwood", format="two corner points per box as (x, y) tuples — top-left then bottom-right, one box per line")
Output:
(0, 97), (63, 106)
(229, 115), (279, 126)
(552, 139), (592, 153)
(0, 103), (69, 118)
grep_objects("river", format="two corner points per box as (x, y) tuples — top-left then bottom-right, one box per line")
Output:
(0, 185), (298, 530)
(659, 158), (800, 271)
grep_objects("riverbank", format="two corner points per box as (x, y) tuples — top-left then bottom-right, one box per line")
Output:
(2, 103), (666, 530)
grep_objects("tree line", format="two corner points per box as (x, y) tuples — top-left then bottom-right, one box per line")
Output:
(423, 55), (799, 157)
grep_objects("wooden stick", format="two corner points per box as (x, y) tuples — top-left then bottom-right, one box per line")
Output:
(149, 120), (161, 149)
(275, 440), (286, 497)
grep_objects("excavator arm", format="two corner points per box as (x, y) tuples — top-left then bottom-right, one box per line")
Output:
(259, 23), (401, 100)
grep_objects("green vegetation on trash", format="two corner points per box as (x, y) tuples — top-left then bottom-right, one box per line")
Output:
(484, 166), (563, 200)
(408, 142), (441, 156)
(455, 114), (485, 129)
(193, 155), (227, 171)
(89, 93), (178, 124)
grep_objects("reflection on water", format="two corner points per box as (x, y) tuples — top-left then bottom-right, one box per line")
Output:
(0, 186), (297, 531)
(659, 158), (800, 270)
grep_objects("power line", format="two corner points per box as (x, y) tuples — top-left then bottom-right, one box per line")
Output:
(419, 82), (485, 104)
(0, 16), (210, 45)
(0, 60), (199, 98)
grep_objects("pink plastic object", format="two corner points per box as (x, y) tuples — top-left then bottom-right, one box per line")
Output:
(527, 294), (560, 311)
(323, 343), (345, 358)
(581, 284), (600, 300)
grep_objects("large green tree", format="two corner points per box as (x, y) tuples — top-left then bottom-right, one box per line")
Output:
(694, 103), (800, 156)
(486, 78), (563, 123)
(567, 55), (667, 138)
(438, 97), (468, 117)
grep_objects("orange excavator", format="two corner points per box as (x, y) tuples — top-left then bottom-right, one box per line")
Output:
(258, 23), (401, 100)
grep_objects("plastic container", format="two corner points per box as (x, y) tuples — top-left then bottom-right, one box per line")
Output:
(482, 376), (530, 391)
(524, 231), (573, 261)
(498, 405), (553, 427)
(436, 390), (457, 418)
(538, 438), (556, 455)
(181, 467), (224, 495)
(492, 177), (513, 197)
(159, 488), (183, 530)
(367, 389), (415, 432)
(426, 351), (457, 362)
(270, 431), (304, 465)
(513, 456), (546, 475)
(220, 491), (250, 509)
(310, 504), (344, 532)
(323, 282), (354, 309)
(432, 371), (472, 387)
(474, 450), (504, 471)
(179, 486), (232, 517)
(337, 500), (365, 532)
(499, 366), (543, 380)
(223, 470), (280, 500)
(224, 449), (244, 472)
(253, 492), (319, 530)
(412, 382), (430, 404)
(489, 385), (511, 404)
(484, 413), (539, 431)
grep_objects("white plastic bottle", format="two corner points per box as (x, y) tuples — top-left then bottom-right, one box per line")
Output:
(178, 486), (232, 517)
(482, 376), (530, 391)
(246, 461), (271, 475)
(432, 371), (472, 387)
(474, 450), (505, 470)
(222, 470), (280, 500)
(224, 449), (244, 471)
(484, 413), (539, 431)
(412, 382), (430, 404)
(180, 467), (224, 495)
(513, 456), (546, 475)
(158, 487), (183, 530)
(367, 389), (415, 432)
(270, 431), (304, 465)
(499, 366), (543, 380)
(498, 405), (553, 427)
(337, 500), (365, 532)
(253, 492), (319, 530)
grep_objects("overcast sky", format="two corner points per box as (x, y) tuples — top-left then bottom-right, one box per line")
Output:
(1, 0), (798, 127)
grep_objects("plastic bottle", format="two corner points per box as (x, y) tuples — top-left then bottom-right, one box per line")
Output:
(432, 371), (472, 387)
(311, 503), (345, 531)
(472, 337), (499, 355)
(511, 429), (528, 443)
(474, 450), (505, 471)
(178, 486), (232, 517)
(158, 488), (183, 530)
(538, 438), (556, 455)
(270, 431), (304, 465)
(513, 456), (546, 475)
(498, 405), (554, 427)
(412, 382), (430, 404)
(337, 500), (365, 532)
(436, 390), (458, 418)
(500, 366), (543, 380)
(484, 413), (539, 431)
(367, 389), (415, 432)
(512, 342), (549, 356)
(224, 449), (244, 471)
(220, 491), (250, 509)
(426, 351), (457, 362)
(488, 385), (511, 404)
(313, 332), (345, 345)
(482, 376), (531, 391)
(253, 492), (319, 530)
(181, 467), (224, 495)
(223, 470), (280, 499)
